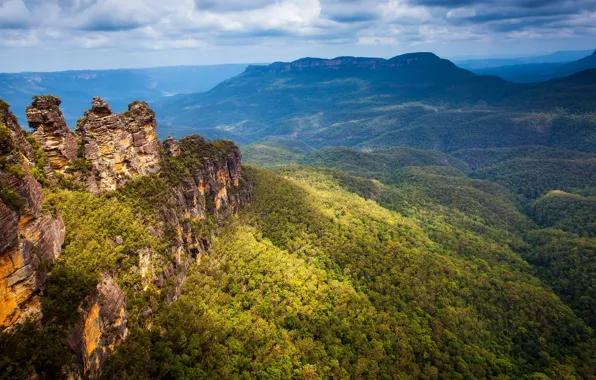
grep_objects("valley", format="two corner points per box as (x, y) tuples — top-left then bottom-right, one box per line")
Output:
(1, 49), (596, 379)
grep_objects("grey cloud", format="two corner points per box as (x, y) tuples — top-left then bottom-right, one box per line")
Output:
(1, 0), (596, 73)
(0, 0), (30, 29)
(412, 0), (585, 6)
(194, 0), (274, 12)
(327, 12), (379, 23)
(484, 15), (566, 32)
(320, 0), (383, 24)
(79, 15), (149, 31)
(432, 0), (596, 34)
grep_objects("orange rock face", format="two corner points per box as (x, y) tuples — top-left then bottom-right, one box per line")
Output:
(1, 101), (65, 330)
(76, 98), (161, 192)
(26, 95), (79, 173)
(66, 274), (128, 379)
(84, 304), (101, 358)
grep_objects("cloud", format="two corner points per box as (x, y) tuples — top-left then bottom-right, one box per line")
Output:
(194, 0), (275, 12)
(75, 0), (162, 31)
(0, 0), (30, 29)
(1, 0), (595, 71)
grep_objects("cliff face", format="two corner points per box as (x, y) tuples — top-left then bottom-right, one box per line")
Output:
(247, 53), (456, 74)
(65, 274), (127, 376)
(0, 96), (252, 379)
(26, 95), (79, 174)
(76, 98), (160, 192)
(0, 101), (65, 329)
(142, 135), (251, 304)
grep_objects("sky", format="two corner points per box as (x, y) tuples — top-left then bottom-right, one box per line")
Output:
(0, 0), (595, 72)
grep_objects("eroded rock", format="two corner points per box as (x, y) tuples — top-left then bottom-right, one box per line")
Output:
(163, 136), (181, 157)
(65, 274), (128, 379)
(0, 102), (65, 329)
(76, 98), (160, 192)
(26, 95), (79, 173)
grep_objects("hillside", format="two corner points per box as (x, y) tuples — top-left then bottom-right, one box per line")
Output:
(101, 167), (596, 378)
(2, 92), (596, 378)
(471, 50), (596, 82)
(456, 49), (595, 69)
(0, 96), (251, 378)
(160, 53), (596, 153)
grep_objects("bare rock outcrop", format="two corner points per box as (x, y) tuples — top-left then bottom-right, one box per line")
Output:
(163, 136), (181, 157)
(65, 274), (128, 379)
(76, 98), (160, 192)
(1, 96), (253, 379)
(0, 99), (34, 162)
(138, 136), (251, 302)
(0, 102), (65, 329)
(26, 95), (79, 173)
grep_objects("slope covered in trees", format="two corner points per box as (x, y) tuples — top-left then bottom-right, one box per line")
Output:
(102, 166), (596, 379)
(160, 53), (596, 154)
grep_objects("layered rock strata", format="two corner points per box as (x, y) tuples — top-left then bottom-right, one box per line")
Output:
(26, 95), (79, 173)
(0, 102), (65, 329)
(76, 98), (160, 192)
(142, 135), (251, 303)
(1, 96), (252, 379)
(65, 274), (128, 378)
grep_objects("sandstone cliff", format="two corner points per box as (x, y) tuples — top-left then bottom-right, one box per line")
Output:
(76, 98), (160, 192)
(0, 101), (65, 329)
(0, 96), (252, 379)
(65, 274), (127, 376)
(26, 95), (79, 174)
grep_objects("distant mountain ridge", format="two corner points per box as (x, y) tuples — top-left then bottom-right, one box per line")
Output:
(248, 52), (463, 73)
(0, 64), (249, 127)
(560, 49), (596, 74)
(456, 49), (594, 69)
(469, 49), (596, 82)
(241, 53), (475, 86)
(159, 52), (596, 152)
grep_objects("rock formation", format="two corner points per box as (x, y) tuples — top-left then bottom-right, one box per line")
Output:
(0, 95), (252, 379)
(65, 274), (127, 378)
(76, 98), (160, 192)
(143, 135), (251, 302)
(26, 95), (78, 173)
(0, 102), (65, 329)
(163, 136), (180, 157)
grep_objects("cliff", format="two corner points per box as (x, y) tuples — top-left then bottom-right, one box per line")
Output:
(76, 97), (161, 192)
(245, 52), (464, 75)
(0, 101), (65, 329)
(26, 95), (79, 174)
(0, 96), (252, 379)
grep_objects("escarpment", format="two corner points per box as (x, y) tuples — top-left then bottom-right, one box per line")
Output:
(0, 96), (252, 379)
(64, 274), (128, 376)
(0, 101), (65, 329)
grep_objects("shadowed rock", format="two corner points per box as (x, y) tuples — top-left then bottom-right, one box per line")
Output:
(26, 95), (78, 172)
(163, 136), (181, 157)
(0, 102), (65, 329)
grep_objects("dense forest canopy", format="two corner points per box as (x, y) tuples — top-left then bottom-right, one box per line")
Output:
(2, 49), (596, 379)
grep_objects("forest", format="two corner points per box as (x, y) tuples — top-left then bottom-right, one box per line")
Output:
(2, 52), (596, 379)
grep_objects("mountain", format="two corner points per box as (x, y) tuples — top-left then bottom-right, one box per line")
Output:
(160, 53), (596, 153)
(470, 50), (596, 82)
(3, 82), (596, 379)
(456, 49), (594, 69)
(0, 64), (248, 128)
